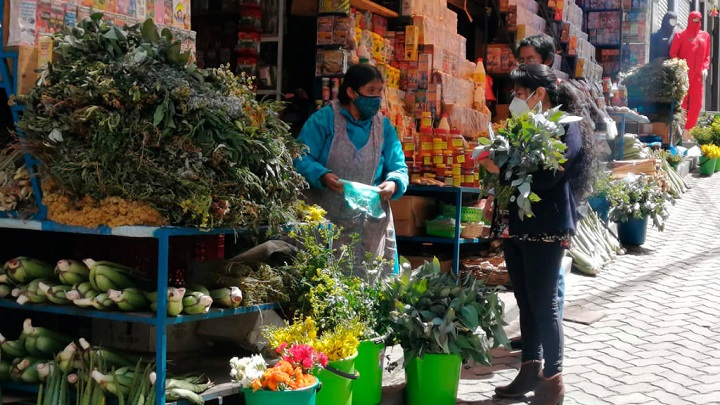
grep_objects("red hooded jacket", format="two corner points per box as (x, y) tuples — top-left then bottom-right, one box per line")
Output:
(669, 11), (711, 129)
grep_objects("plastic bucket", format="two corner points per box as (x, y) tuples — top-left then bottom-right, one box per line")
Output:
(588, 196), (610, 223)
(244, 379), (320, 405)
(616, 216), (649, 246)
(715, 157), (720, 173)
(316, 352), (358, 405)
(699, 156), (716, 176)
(352, 338), (386, 405)
(404, 354), (462, 405)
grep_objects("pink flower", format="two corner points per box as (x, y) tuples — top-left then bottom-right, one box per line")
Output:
(276, 342), (288, 353)
(317, 353), (329, 367)
(302, 357), (314, 369)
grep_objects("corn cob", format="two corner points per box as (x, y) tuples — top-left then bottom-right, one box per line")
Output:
(165, 387), (205, 404)
(16, 278), (52, 305)
(210, 287), (243, 308)
(3, 257), (53, 284)
(22, 319), (73, 358)
(107, 288), (150, 312)
(66, 282), (98, 301)
(36, 361), (55, 382)
(92, 368), (135, 397)
(12, 357), (42, 384)
(56, 342), (80, 372)
(55, 260), (90, 286)
(85, 259), (138, 293)
(182, 291), (213, 315)
(147, 287), (185, 316)
(90, 293), (116, 310)
(0, 334), (26, 359)
(89, 348), (140, 370)
(11, 285), (26, 298)
(40, 283), (74, 305)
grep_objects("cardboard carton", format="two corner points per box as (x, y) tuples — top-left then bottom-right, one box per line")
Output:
(391, 196), (436, 237)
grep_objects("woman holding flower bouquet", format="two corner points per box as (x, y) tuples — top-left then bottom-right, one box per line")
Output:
(479, 64), (596, 405)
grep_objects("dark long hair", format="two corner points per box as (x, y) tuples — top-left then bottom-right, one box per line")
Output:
(510, 64), (597, 201)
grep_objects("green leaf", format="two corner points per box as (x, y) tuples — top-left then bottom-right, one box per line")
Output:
(141, 19), (160, 43)
(460, 306), (479, 330)
(153, 104), (166, 126)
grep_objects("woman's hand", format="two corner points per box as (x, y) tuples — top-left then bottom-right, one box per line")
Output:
(377, 181), (397, 201)
(321, 173), (345, 193)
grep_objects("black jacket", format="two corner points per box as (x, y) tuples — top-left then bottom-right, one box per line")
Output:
(507, 121), (583, 237)
(650, 12), (678, 61)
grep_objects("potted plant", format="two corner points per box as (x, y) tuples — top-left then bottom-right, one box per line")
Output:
(607, 174), (674, 245)
(230, 344), (327, 405)
(588, 172), (613, 222)
(700, 144), (720, 175)
(384, 258), (508, 405)
(661, 151), (684, 171)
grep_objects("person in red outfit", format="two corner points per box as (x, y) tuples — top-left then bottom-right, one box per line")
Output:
(670, 11), (711, 130)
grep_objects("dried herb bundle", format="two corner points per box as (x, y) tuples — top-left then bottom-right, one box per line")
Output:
(18, 15), (306, 230)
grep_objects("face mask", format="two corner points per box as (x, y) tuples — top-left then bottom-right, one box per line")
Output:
(508, 91), (539, 117)
(353, 93), (382, 119)
(669, 18), (677, 26)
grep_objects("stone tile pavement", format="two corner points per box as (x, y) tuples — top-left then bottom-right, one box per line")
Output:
(382, 171), (720, 404)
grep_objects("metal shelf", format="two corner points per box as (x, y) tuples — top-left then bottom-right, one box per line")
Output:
(0, 299), (280, 325)
(349, 0), (399, 18)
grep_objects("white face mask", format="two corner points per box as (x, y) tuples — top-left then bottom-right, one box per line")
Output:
(669, 18), (677, 27)
(509, 91), (540, 117)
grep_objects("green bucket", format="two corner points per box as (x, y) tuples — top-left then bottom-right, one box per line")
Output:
(352, 338), (386, 405)
(404, 354), (462, 405)
(700, 156), (716, 176)
(244, 379), (320, 405)
(715, 157), (720, 172)
(316, 352), (358, 405)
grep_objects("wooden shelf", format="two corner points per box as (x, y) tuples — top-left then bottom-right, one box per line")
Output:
(350, 0), (399, 18)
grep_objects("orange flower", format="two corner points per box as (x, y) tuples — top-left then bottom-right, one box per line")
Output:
(251, 360), (318, 392)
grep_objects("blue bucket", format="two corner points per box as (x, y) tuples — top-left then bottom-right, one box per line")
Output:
(244, 380), (320, 405)
(588, 196), (610, 223)
(616, 216), (649, 245)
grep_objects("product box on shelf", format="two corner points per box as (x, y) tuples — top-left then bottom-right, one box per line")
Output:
(391, 196), (437, 237)
(316, 15), (334, 45)
(405, 25), (419, 61)
(318, 0), (350, 14)
(92, 319), (203, 353)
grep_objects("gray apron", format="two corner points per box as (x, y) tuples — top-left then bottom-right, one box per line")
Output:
(304, 101), (396, 276)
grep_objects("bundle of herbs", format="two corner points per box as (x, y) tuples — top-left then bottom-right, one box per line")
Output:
(621, 58), (689, 124)
(17, 15), (306, 230)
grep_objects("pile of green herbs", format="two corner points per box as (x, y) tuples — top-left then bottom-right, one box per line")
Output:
(607, 174), (675, 231)
(477, 107), (575, 219)
(621, 58), (689, 124)
(385, 258), (508, 366)
(17, 15), (306, 230)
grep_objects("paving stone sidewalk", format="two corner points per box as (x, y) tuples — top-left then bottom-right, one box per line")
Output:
(383, 171), (720, 405)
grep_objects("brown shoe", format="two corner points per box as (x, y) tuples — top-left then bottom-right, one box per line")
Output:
(531, 372), (564, 405)
(494, 360), (542, 398)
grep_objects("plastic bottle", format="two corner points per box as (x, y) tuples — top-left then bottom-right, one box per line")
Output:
(321, 77), (330, 102)
(473, 59), (487, 111)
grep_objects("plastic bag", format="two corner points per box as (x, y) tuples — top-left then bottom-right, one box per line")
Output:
(343, 180), (386, 219)
(7, 0), (37, 47)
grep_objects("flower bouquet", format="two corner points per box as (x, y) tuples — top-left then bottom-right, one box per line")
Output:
(474, 107), (581, 219)
(607, 174), (674, 231)
(231, 344), (328, 405)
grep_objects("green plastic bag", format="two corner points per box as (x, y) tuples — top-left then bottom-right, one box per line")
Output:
(343, 180), (386, 219)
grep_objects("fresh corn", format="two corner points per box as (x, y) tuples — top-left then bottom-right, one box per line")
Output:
(90, 293), (116, 310)
(0, 284), (10, 298)
(55, 260), (90, 285)
(22, 319), (73, 358)
(147, 287), (185, 316)
(3, 257), (53, 284)
(107, 288), (150, 312)
(165, 387), (205, 404)
(0, 360), (11, 381)
(210, 287), (243, 308)
(16, 278), (52, 305)
(40, 283), (74, 305)
(185, 284), (210, 295)
(182, 291), (213, 315)
(84, 259), (137, 292)
(92, 368), (135, 397)
(1, 335), (26, 359)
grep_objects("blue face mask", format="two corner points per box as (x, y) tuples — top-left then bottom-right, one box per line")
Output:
(353, 93), (382, 120)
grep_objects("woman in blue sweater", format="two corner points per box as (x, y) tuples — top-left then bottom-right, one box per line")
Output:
(482, 64), (596, 405)
(294, 65), (409, 274)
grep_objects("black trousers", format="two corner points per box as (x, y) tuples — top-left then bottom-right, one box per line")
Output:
(503, 238), (565, 377)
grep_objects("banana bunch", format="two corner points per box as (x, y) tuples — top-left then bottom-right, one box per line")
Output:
(84, 259), (137, 293)
(182, 291), (213, 315)
(0, 284), (10, 298)
(1, 257), (53, 285)
(210, 287), (243, 308)
(66, 282), (100, 308)
(108, 288), (150, 312)
(38, 281), (73, 305)
(147, 287), (185, 316)
(22, 319), (73, 358)
(16, 278), (52, 305)
(1, 333), (26, 360)
(55, 259), (90, 285)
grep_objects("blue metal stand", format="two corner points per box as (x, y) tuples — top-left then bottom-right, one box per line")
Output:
(0, 219), (280, 404)
(400, 186), (487, 275)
